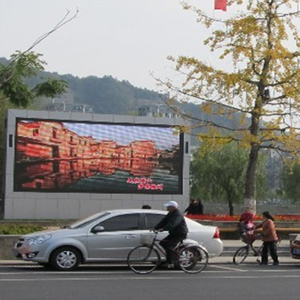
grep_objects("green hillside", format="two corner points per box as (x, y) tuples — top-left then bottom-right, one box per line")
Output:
(58, 73), (163, 114)
(0, 56), (248, 146)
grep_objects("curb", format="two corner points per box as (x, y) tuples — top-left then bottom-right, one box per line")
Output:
(1, 256), (298, 266)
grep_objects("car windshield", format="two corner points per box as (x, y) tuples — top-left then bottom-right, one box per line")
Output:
(68, 212), (111, 229)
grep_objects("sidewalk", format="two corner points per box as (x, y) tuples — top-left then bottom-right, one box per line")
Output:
(222, 239), (291, 247)
(213, 238), (294, 264)
(221, 239), (290, 255)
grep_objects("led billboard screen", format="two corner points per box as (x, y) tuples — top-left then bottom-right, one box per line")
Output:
(14, 119), (184, 194)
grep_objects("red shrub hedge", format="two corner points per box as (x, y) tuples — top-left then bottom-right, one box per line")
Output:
(186, 214), (300, 222)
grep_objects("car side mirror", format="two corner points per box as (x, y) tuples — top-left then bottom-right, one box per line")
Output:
(91, 225), (104, 233)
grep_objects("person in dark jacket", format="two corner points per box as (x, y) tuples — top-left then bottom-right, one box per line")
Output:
(142, 205), (151, 209)
(184, 199), (204, 215)
(154, 201), (188, 267)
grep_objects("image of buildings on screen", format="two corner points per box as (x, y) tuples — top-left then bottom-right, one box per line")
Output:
(14, 120), (183, 194)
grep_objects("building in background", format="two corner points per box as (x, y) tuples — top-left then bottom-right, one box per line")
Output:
(138, 103), (181, 118)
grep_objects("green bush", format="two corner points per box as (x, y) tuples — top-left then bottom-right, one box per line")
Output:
(0, 224), (45, 234)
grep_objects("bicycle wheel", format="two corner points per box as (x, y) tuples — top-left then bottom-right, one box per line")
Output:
(177, 245), (208, 274)
(127, 245), (160, 274)
(233, 246), (249, 265)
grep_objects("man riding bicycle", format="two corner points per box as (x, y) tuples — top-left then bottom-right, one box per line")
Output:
(154, 201), (188, 268)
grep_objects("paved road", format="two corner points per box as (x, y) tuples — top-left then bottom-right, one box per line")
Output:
(0, 261), (300, 300)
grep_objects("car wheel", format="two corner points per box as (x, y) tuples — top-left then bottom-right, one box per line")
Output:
(50, 247), (81, 271)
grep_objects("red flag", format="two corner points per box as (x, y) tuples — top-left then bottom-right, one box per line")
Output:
(214, 0), (227, 11)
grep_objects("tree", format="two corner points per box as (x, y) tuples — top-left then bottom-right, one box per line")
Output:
(0, 9), (79, 106)
(0, 51), (68, 107)
(158, 0), (300, 212)
(281, 159), (300, 202)
(190, 142), (267, 215)
(0, 9), (78, 218)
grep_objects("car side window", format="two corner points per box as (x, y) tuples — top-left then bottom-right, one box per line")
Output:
(144, 214), (164, 230)
(98, 214), (141, 231)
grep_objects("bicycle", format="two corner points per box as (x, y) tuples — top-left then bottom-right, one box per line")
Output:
(233, 232), (280, 265)
(127, 231), (209, 274)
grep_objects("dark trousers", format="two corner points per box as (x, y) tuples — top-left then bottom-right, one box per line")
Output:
(261, 241), (279, 264)
(159, 234), (187, 264)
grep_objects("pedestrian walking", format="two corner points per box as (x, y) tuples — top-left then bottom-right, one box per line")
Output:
(255, 211), (279, 265)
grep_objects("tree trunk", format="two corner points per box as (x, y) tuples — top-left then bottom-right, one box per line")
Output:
(228, 198), (234, 216)
(244, 108), (260, 214)
(227, 189), (234, 216)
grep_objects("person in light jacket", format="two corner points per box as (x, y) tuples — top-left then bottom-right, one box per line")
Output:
(255, 211), (279, 265)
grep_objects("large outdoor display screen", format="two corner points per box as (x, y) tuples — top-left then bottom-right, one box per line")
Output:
(14, 119), (184, 194)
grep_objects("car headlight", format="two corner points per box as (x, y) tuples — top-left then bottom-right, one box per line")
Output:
(27, 234), (52, 245)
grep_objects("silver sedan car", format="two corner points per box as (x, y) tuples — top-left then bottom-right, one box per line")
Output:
(13, 209), (223, 271)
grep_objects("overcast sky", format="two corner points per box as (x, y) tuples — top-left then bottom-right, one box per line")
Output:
(0, 0), (231, 91)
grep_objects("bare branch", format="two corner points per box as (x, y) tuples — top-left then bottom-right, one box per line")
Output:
(24, 8), (79, 54)
(0, 8), (79, 88)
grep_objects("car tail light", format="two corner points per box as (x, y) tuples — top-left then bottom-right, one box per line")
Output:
(213, 228), (220, 239)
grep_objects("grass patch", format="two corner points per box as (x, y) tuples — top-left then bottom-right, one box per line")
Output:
(0, 224), (45, 235)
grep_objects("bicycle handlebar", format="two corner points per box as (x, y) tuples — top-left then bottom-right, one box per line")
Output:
(150, 229), (164, 233)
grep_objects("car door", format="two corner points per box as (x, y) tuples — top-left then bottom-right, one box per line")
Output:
(142, 212), (168, 243)
(143, 212), (165, 230)
(86, 213), (142, 261)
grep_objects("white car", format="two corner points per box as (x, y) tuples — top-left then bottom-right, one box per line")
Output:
(13, 209), (223, 271)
